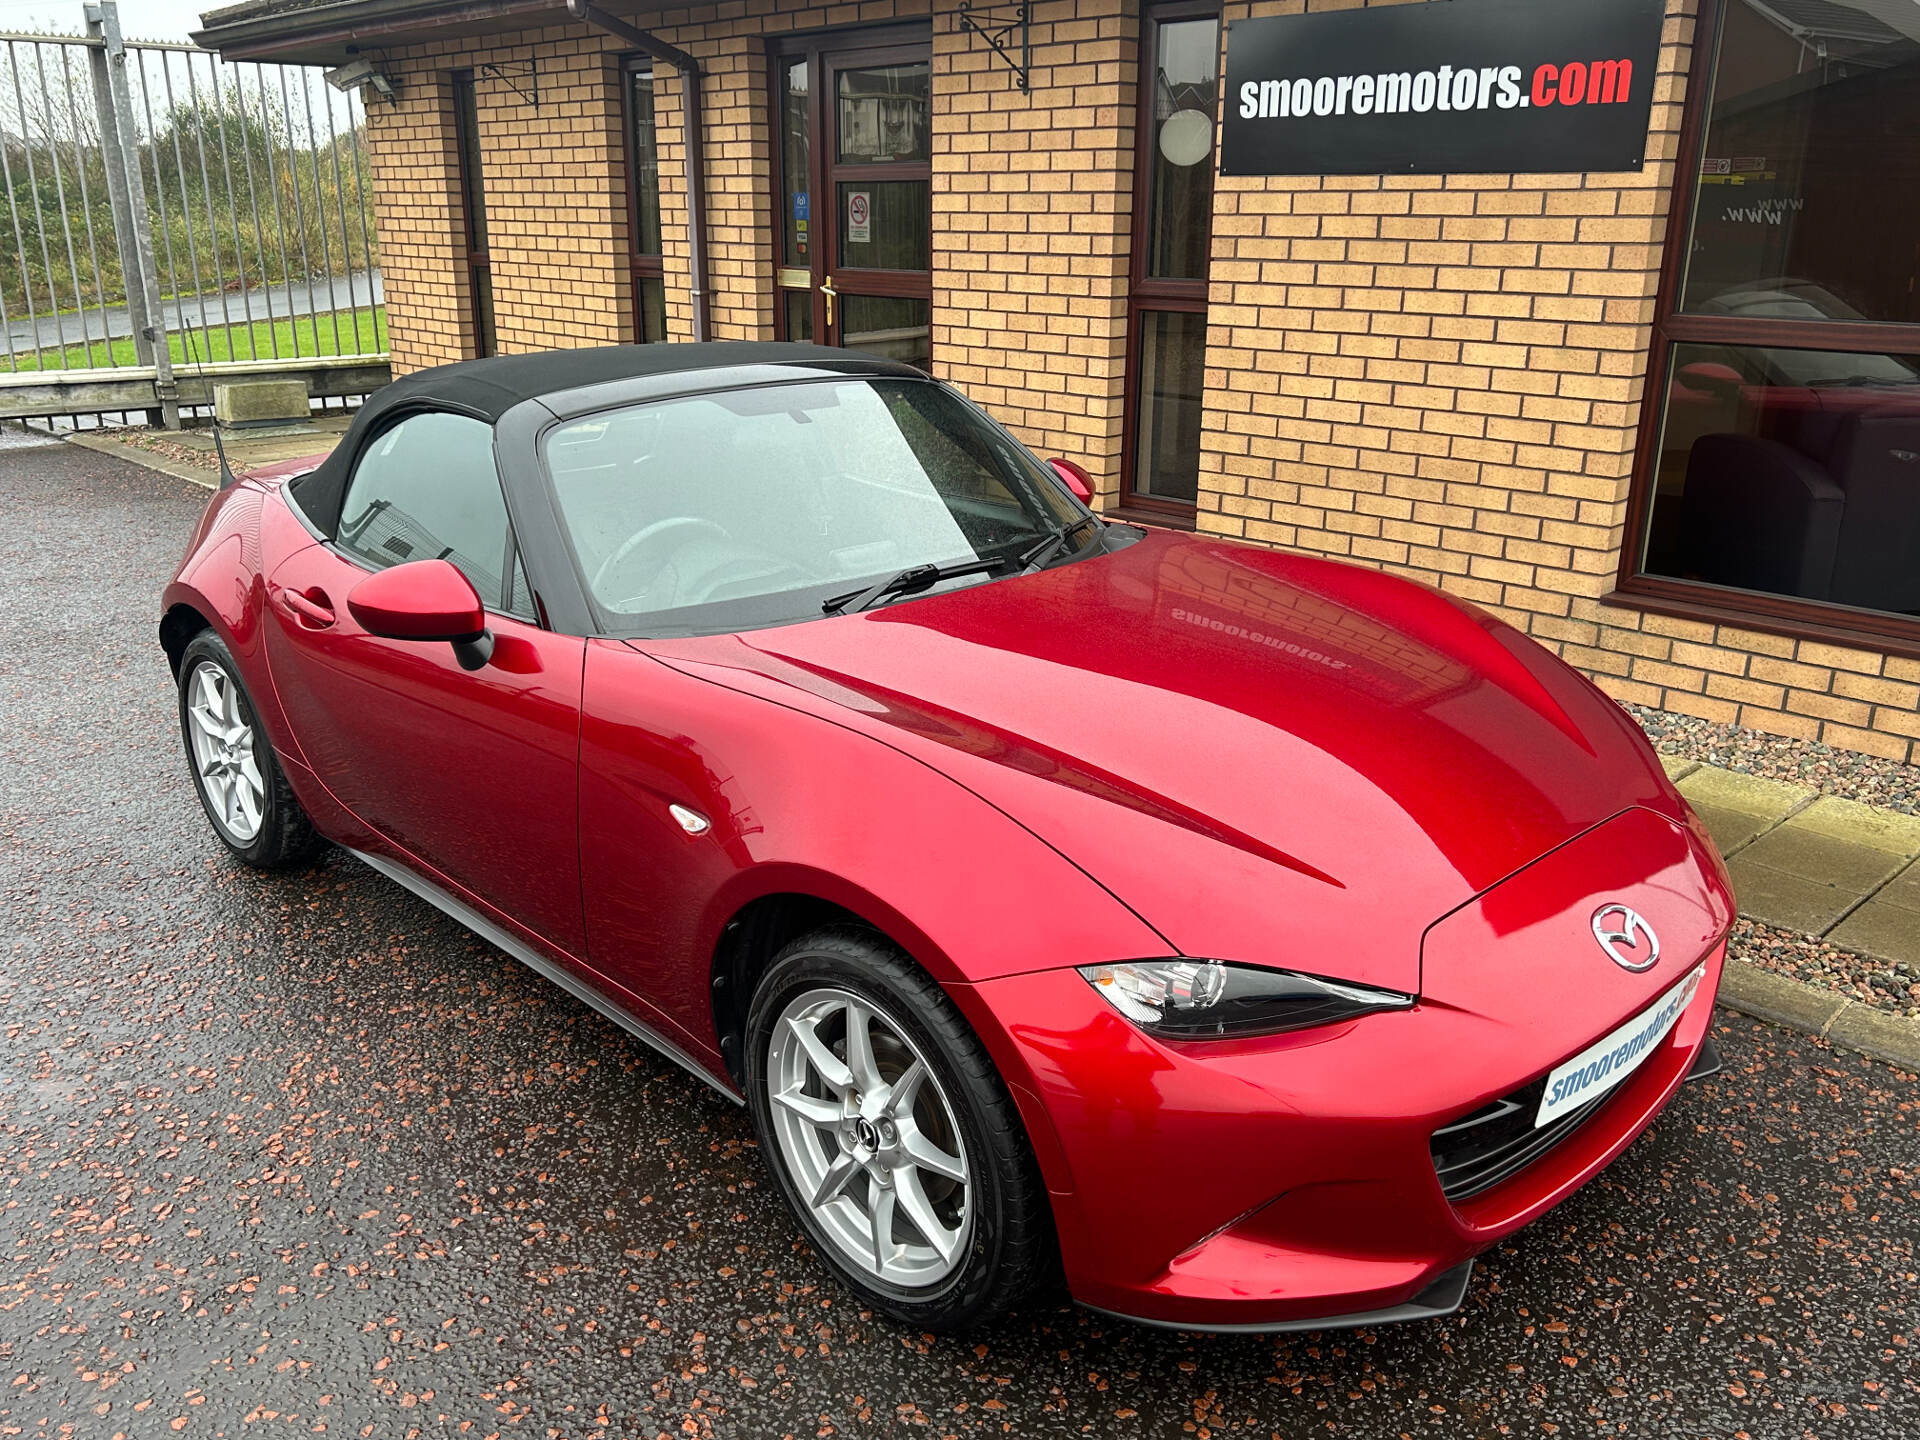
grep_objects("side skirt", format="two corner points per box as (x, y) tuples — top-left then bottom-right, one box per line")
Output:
(348, 847), (743, 1106)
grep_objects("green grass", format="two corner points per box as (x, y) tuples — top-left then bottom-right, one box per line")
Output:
(4, 306), (386, 373)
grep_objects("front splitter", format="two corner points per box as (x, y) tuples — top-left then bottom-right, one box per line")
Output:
(1082, 1258), (1475, 1337)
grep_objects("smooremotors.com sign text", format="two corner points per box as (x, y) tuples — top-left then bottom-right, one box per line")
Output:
(1221, 0), (1664, 177)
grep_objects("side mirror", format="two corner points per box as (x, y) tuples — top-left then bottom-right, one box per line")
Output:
(1674, 361), (1745, 399)
(346, 558), (494, 670)
(1047, 457), (1095, 505)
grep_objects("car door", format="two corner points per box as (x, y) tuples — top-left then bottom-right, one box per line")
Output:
(263, 408), (588, 957)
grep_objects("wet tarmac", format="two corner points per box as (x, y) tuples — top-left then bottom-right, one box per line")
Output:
(3, 441), (1916, 1438)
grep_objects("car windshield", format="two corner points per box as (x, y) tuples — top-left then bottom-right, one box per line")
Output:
(542, 376), (1089, 634)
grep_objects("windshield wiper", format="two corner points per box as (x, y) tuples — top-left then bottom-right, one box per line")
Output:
(820, 516), (1103, 617)
(821, 555), (1010, 616)
(1016, 514), (1100, 573)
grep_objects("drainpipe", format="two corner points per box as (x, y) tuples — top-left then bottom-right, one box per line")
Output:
(566, 0), (709, 340)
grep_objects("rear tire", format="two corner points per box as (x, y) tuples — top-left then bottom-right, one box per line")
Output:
(177, 629), (324, 869)
(744, 926), (1054, 1331)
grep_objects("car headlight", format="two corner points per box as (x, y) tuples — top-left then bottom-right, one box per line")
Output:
(1077, 959), (1412, 1039)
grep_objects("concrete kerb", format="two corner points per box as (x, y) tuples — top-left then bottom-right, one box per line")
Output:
(1716, 960), (1919, 1075)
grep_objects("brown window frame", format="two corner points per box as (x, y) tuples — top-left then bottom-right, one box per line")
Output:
(621, 57), (666, 344)
(451, 70), (494, 359)
(1610, 0), (1920, 660)
(1117, 0), (1221, 530)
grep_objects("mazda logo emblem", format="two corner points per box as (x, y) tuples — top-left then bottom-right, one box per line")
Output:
(1591, 904), (1659, 972)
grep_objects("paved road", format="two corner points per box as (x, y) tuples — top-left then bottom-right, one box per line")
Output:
(3, 441), (1917, 1439)
(3, 269), (383, 357)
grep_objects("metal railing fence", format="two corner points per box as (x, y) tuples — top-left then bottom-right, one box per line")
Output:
(1, 3), (384, 425)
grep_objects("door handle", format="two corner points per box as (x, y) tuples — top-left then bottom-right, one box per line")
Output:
(275, 587), (335, 628)
(820, 275), (836, 329)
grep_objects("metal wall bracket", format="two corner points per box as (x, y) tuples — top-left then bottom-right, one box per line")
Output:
(480, 58), (537, 109)
(956, 0), (1032, 94)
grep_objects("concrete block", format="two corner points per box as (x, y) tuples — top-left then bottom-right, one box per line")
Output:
(1738, 825), (1906, 897)
(1688, 800), (1771, 859)
(1725, 857), (1869, 934)
(1827, 899), (1920, 968)
(1878, 861), (1920, 912)
(1790, 796), (1920, 858)
(1675, 765), (1810, 821)
(214, 379), (309, 427)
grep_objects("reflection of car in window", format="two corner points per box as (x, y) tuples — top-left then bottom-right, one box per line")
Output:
(1652, 280), (1920, 616)
(1685, 282), (1920, 389)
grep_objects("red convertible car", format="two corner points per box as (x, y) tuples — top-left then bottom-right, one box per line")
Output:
(161, 343), (1733, 1333)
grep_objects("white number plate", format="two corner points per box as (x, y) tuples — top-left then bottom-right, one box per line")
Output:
(1536, 966), (1705, 1128)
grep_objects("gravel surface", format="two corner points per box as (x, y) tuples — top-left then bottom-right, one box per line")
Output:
(4, 444), (1918, 1438)
(1728, 918), (1920, 1020)
(1627, 701), (1920, 815)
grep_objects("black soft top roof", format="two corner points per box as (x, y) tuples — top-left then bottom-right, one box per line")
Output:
(289, 342), (904, 537)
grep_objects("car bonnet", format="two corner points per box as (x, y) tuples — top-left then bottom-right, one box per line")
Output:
(637, 529), (1678, 993)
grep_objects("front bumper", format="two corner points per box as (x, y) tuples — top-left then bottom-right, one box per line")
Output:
(948, 805), (1736, 1333)
(1075, 1033), (1724, 1336)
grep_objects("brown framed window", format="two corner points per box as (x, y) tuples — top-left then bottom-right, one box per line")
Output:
(1119, 2), (1220, 525)
(451, 71), (495, 358)
(1619, 0), (1920, 654)
(623, 59), (666, 344)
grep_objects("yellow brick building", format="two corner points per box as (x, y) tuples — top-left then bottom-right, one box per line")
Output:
(198, 0), (1920, 761)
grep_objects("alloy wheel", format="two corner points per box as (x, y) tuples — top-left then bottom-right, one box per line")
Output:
(766, 986), (973, 1290)
(185, 659), (266, 844)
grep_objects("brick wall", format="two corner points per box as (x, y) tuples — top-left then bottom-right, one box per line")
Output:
(363, 0), (1138, 497)
(356, 0), (1919, 762)
(362, 69), (475, 369)
(934, 0), (1136, 495)
(367, 30), (633, 361)
(1195, 0), (1916, 762)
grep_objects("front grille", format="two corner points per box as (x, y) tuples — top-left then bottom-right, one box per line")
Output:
(1432, 1017), (1721, 1203)
(1430, 1077), (1609, 1203)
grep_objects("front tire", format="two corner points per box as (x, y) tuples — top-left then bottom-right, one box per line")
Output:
(744, 927), (1054, 1331)
(176, 630), (324, 869)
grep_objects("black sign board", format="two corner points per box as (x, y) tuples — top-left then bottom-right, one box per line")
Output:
(1221, 0), (1664, 177)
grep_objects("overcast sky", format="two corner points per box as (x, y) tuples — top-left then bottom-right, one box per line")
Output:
(0, 0), (212, 42)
